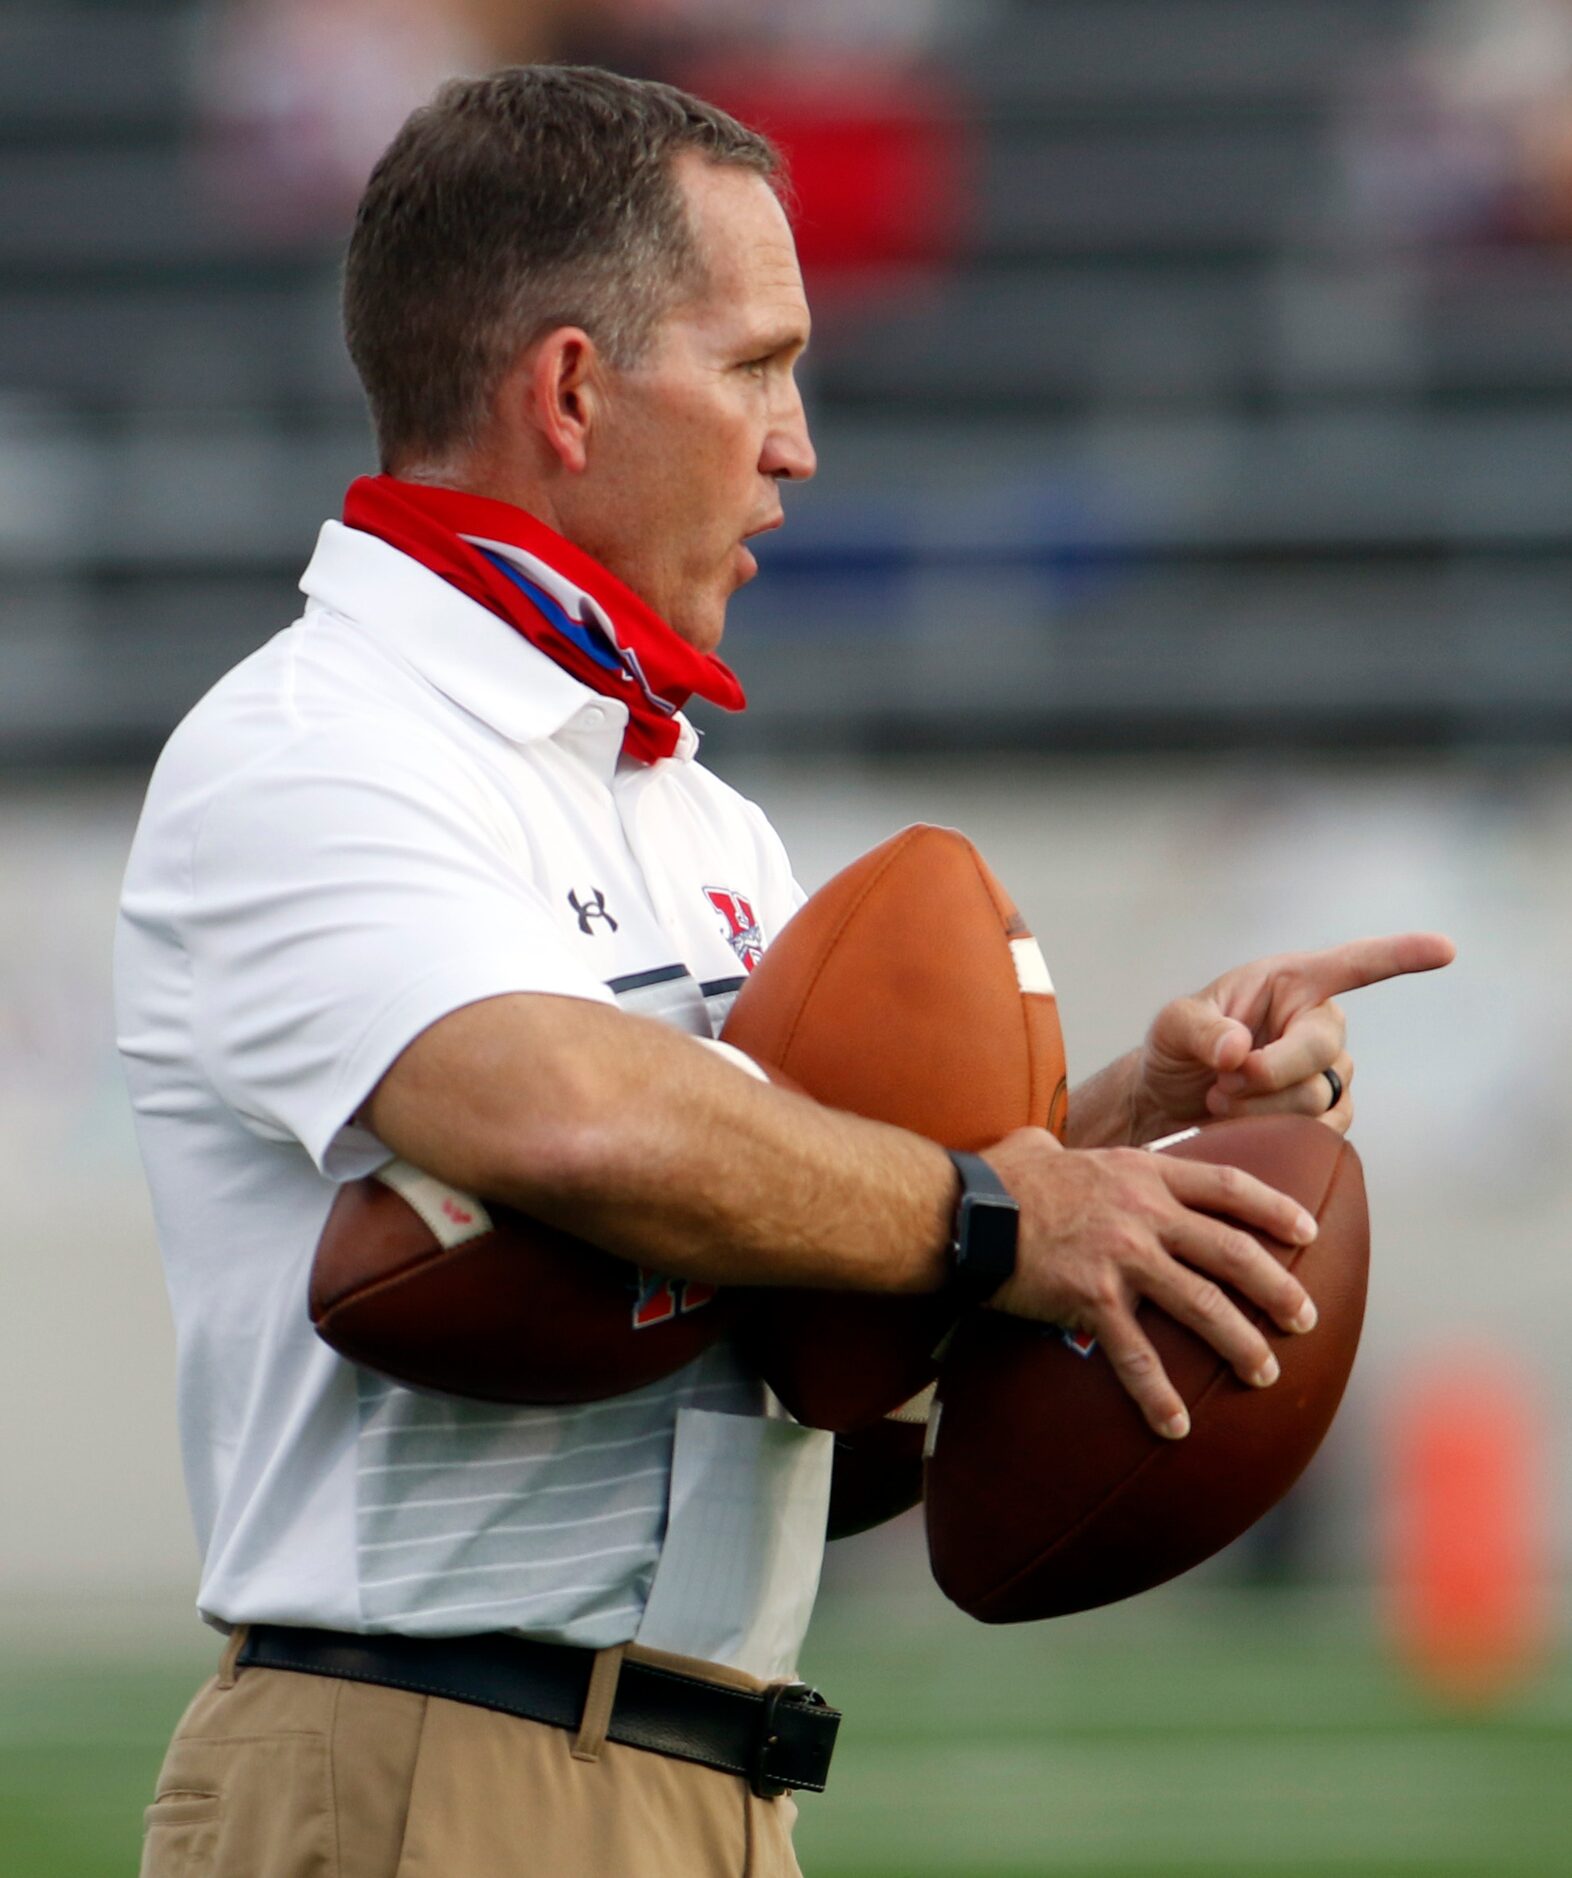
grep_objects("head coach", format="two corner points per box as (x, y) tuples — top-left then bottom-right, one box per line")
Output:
(115, 64), (1454, 1878)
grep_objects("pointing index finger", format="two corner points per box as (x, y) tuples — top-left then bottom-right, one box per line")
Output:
(1294, 932), (1456, 1002)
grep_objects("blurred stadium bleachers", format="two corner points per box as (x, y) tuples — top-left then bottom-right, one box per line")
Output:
(6, 0), (1572, 766)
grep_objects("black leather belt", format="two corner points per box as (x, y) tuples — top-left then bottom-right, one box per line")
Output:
(238, 1625), (840, 1798)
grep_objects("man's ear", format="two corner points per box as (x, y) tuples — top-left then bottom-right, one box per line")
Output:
(522, 327), (600, 476)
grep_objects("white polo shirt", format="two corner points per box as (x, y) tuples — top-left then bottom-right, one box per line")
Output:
(114, 520), (832, 1677)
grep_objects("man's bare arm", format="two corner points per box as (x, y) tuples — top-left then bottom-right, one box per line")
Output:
(365, 990), (1320, 1439)
(366, 992), (959, 1295)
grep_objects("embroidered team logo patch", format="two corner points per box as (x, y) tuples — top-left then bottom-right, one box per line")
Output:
(704, 886), (764, 973)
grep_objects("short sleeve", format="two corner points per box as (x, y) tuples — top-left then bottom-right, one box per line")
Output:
(187, 727), (611, 1176)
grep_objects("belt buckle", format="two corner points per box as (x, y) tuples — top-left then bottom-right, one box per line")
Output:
(749, 1680), (825, 1799)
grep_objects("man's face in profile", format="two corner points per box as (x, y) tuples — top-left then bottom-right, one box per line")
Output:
(574, 155), (817, 654)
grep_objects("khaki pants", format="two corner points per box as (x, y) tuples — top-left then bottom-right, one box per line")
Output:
(140, 1629), (804, 1878)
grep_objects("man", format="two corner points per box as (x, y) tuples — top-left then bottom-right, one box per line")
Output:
(116, 65), (1453, 1878)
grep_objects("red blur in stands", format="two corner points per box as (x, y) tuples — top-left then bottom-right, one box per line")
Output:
(677, 56), (974, 278)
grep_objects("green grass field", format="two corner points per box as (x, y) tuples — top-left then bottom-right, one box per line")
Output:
(4, 1581), (1568, 1876)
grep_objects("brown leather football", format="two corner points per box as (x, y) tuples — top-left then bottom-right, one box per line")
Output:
(827, 1412), (929, 1541)
(722, 823), (1068, 1431)
(924, 1116), (1369, 1622)
(310, 1158), (739, 1403)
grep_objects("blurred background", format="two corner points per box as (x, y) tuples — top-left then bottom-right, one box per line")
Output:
(2, 2), (1569, 1873)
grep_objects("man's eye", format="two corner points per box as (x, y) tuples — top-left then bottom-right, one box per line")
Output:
(740, 356), (770, 376)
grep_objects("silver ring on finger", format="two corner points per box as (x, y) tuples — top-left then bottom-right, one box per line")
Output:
(1322, 1066), (1343, 1111)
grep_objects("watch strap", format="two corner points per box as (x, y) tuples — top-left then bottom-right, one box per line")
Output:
(944, 1149), (1020, 1309)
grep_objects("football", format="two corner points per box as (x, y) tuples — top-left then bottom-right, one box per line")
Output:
(924, 1115), (1369, 1622)
(309, 1157), (739, 1403)
(826, 1388), (933, 1540)
(722, 823), (1068, 1431)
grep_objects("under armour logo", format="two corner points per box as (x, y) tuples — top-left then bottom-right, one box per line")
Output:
(568, 887), (619, 936)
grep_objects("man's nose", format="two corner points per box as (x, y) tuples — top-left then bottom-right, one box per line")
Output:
(763, 386), (817, 483)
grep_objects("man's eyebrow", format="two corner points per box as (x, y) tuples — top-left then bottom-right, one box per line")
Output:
(739, 324), (811, 359)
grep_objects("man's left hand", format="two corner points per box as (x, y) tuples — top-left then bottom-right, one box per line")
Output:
(1130, 932), (1457, 1142)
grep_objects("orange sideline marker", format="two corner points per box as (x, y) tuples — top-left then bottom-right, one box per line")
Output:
(1384, 1351), (1551, 1702)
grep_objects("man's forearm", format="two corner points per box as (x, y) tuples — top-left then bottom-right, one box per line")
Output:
(368, 987), (1327, 1440)
(366, 991), (958, 1295)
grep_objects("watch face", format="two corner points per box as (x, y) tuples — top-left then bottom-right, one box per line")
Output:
(959, 1193), (1019, 1273)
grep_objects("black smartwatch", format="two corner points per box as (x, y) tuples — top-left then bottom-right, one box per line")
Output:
(944, 1150), (1020, 1309)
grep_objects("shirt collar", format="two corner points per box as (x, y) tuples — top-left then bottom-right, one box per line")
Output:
(299, 521), (700, 765)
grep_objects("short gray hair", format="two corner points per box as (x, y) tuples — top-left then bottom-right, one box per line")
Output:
(343, 65), (783, 472)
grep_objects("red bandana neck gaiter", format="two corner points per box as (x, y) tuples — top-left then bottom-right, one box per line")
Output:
(341, 475), (747, 765)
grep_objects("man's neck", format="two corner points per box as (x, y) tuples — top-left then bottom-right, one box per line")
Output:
(389, 456), (569, 542)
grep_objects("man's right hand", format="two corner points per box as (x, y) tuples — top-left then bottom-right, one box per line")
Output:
(980, 1129), (1322, 1442)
